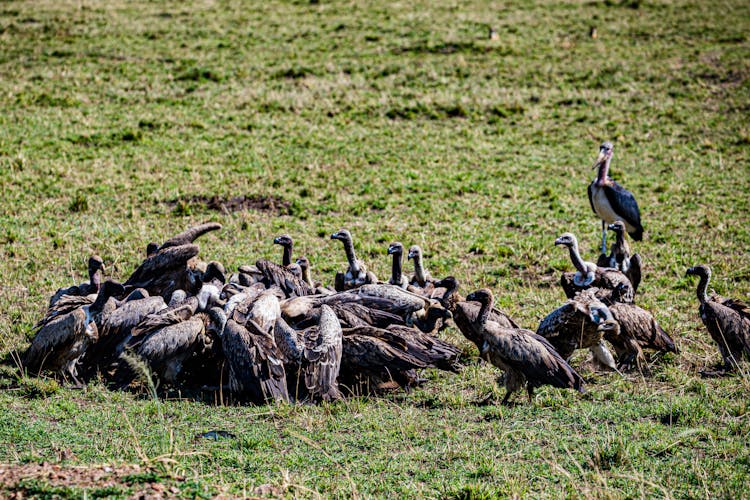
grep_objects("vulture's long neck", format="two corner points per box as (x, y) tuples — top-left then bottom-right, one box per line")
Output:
(391, 252), (403, 285)
(343, 238), (360, 273)
(282, 245), (293, 267)
(413, 254), (428, 285)
(89, 267), (102, 291)
(475, 294), (493, 336)
(301, 265), (314, 287)
(696, 273), (710, 304)
(567, 242), (588, 274)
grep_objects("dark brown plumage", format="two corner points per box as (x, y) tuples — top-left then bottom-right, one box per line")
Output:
(607, 302), (677, 370)
(157, 222), (222, 251)
(255, 259), (315, 298)
(432, 277), (518, 346)
(301, 305), (343, 402)
(49, 255), (105, 307)
(686, 265), (750, 370)
(465, 289), (584, 405)
(273, 234), (294, 267)
(221, 316), (290, 404)
(23, 280), (125, 385)
(124, 244), (201, 300)
(536, 288), (618, 370)
(555, 232), (634, 305)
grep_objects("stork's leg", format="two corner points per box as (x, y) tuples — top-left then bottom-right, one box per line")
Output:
(601, 220), (608, 255)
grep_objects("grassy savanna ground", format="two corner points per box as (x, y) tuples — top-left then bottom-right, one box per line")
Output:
(1, 0), (749, 497)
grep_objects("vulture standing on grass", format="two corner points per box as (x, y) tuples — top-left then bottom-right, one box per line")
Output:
(596, 221), (642, 292)
(23, 280), (126, 385)
(536, 288), (620, 372)
(49, 255), (106, 307)
(555, 232), (634, 305)
(387, 242), (409, 289)
(606, 302), (677, 371)
(587, 141), (643, 254)
(465, 289), (585, 404)
(433, 276), (518, 345)
(686, 265), (750, 371)
(331, 229), (377, 291)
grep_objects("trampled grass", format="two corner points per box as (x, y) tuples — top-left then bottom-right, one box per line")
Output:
(1, 0), (749, 497)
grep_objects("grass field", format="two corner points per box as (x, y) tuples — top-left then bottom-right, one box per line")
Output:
(1, 0), (749, 497)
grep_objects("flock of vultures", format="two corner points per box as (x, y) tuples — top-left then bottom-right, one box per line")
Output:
(18, 143), (750, 405)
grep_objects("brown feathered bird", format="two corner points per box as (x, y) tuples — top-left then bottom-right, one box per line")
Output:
(48, 255), (105, 307)
(555, 232), (634, 305)
(331, 229), (377, 291)
(465, 289), (585, 405)
(24, 280), (125, 385)
(686, 265), (750, 371)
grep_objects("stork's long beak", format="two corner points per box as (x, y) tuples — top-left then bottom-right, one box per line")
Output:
(591, 149), (607, 169)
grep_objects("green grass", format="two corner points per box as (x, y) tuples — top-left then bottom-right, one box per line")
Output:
(1, 0), (749, 497)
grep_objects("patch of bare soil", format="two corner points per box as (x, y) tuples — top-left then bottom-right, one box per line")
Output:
(0, 463), (172, 499)
(169, 194), (292, 215)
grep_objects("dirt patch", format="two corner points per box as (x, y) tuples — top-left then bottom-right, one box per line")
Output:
(169, 194), (293, 215)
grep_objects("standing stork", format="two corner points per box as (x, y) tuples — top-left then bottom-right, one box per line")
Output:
(587, 141), (643, 254)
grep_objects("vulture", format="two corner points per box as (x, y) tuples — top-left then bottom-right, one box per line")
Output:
(465, 289), (585, 404)
(255, 259), (315, 298)
(387, 242), (409, 289)
(555, 232), (634, 305)
(221, 315), (289, 404)
(433, 276), (518, 346)
(606, 302), (677, 370)
(331, 229), (377, 291)
(686, 265), (750, 371)
(49, 255), (105, 307)
(79, 293), (169, 380)
(123, 243), (201, 300)
(273, 234), (294, 267)
(596, 221), (642, 292)
(587, 141), (643, 254)
(407, 245), (432, 288)
(114, 307), (225, 389)
(536, 288), (619, 371)
(295, 256), (333, 295)
(23, 280), (126, 385)
(272, 308), (345, 404)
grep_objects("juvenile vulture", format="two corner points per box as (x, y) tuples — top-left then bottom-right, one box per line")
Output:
(331, 229), (377, 291)
(49, 255), (105, 307)
(686, 265), (750, 371)
(407, 245), (432, 288)
(596, 221), (642, 292)
(433, 276), (518, 346)
(273, 234), (294, 267)
(24, 280), (125, 385)
(465, 289), (585, 404)
(536, 288), (619, 371)
(555, 232), (634, 305)
(587, 141), (643, 254)
(387, 242), (409, 289)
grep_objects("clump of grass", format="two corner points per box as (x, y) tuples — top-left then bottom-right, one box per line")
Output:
(69, 192), (88, 213)
(17, 376), (60, 398)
